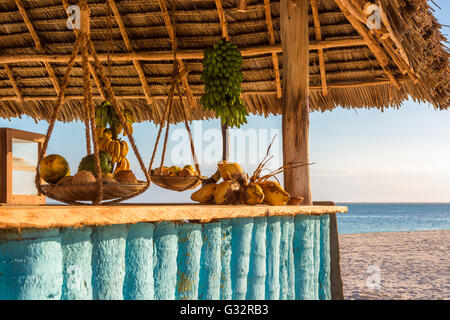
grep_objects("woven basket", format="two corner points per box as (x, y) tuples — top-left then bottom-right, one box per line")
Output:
(41, 182), (148, 202)
(150, 175), (201, 192)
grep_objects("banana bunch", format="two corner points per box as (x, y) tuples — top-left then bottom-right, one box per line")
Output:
(114, 157), (130, 174)
(99, 138), (128, 163)
(200, 39), (248, 128)
(95, 101), (136, 136)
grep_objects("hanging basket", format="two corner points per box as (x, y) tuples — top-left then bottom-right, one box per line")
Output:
(35, 2), (150, 205)
(149, 175), (201, 192)
(148, 69), (204, 192)
(41, 181), (148, 202)
(148, 8), (204, 193)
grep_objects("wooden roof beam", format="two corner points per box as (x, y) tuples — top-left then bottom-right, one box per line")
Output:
(106, 0), (161, 121)
(158, 0), (196, 120)
(263, 0), (282, 98)
(0, 39), (369, 64)
(334, 0), (400, 89)
(311, 0), (328, 96)
(2, 64), (23, 102)
(0, 76), (410, 102)
(13, 0), (60, 95)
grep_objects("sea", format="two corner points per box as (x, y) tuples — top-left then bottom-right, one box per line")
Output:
(336, 203), (450, 234)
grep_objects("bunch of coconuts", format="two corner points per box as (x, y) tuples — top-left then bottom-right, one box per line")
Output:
(191, 161), (291, 206)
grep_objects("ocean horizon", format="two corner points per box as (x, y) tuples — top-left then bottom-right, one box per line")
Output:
(336, 203), (450, 234)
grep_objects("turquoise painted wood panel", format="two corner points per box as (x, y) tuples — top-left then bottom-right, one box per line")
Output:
(0, 215), (332, 300)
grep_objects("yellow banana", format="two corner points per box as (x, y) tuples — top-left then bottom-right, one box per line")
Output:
(107, 140), (115, 159)
(119, 140), (129, 157)
(124, 158), (130, 170)
(115, 140), (122, 162)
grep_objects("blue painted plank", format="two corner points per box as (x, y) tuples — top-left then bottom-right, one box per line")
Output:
(176, 223), (202, 300)
(313, 216), (321, 300)
(198, 222), (221, 300)
(220, 219), (232, 300)
(293, 215), (315, 300)
(231, 217), (254, 300)
(278, 217), (291, 300)
(319, 215), (331, 300)
(91, 224), (128, 300)
(265, 216), (281, 300)
(123, 223), (155, 300)
(247, 217), (267, 300)
(287, 218), (295, 300)
(61, 227), (93, 300)
(0, 228), (62, 300)
(153, 222), (178, 300)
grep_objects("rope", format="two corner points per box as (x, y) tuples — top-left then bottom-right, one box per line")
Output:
(81, 23), (103, 204)
(147, 2), (202, 184)
(87, 38), (151, 205)
(175, 78), (201, 176)
(35, 35), (83, 205)
(148, 81), (175, 172)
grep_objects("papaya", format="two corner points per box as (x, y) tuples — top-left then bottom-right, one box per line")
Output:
(78, 151), (112, 177)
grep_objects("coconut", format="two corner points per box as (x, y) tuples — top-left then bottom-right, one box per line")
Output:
(114, 170), (137, 183)
(102, 173), (117, 184)
(214, 180), (241, 205)
(241, 182), (265, 205)
(72, 170), (96, 184)
(56, 175), (73, 186)
(191, 183), (216, 204)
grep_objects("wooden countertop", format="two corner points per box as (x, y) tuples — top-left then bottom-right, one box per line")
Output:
(0, 203), (347, 230)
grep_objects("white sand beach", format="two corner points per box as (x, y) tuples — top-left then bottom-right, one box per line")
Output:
(339, 230), (450, 300)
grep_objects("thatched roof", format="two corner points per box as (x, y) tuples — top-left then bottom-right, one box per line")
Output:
(0, 0), (448, 123)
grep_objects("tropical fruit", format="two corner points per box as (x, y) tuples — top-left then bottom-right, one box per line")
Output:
(102, 139), (123, 163)
(39, 154), (70, 184)
(168, 166), (181, 176)
(217, 161), (247, 185)
(78, 151), (112, 177)
(56, 175), (73, 186)
(114, 170), (137, 183)
(102, 173), (117, 184)
(179, 167), (196, 177)
(200, 38), (248, 128)
(152, 165), (198, 177)
(72, 170), (96, 184)
(191, 183), (217, 204)
(241, 182), (265, 205)
(152, 166), (169, 176)
(114, 158), (130, 174)
(214, 180), (241, 205)
(258, 181), (290, 206)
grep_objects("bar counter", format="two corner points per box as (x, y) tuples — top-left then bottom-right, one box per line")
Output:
(0, 204), (347, 300)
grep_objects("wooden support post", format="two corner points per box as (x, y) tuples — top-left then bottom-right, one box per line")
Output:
(281, 0), (312, 205)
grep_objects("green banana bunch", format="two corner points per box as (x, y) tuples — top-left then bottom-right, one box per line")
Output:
(94, 101), (135, 138)
(200, 39), (248, 128)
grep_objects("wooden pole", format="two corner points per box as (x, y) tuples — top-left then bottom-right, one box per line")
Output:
(281, 0), (312, 205)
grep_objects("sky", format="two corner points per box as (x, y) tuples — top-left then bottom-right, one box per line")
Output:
(1, 1), (449, 204)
